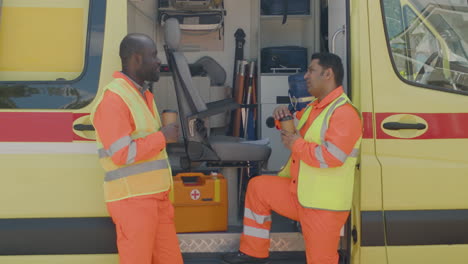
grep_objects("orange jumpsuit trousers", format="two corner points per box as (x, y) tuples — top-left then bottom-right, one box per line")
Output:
(106, 192), (183, 264)
(239, 176), (349, 264)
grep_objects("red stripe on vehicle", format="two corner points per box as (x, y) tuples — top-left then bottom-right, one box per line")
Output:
(376, 113), (468, 139)
(0, 112), (74, 142)
(362, 112), (373, 139)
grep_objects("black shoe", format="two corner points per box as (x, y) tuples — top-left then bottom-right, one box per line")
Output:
(222, 251), (269, 264)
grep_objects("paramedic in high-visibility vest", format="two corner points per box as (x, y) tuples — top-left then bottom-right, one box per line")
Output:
(223, 53), (363, 264)
(91, 33), (183, 264)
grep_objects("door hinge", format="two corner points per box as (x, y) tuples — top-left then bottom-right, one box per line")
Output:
(352, 226), (358, 244)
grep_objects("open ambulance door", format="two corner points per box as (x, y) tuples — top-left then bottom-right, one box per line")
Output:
(328, 0), (348, 93)
(326, 0), (355, 262)
(0, 0), (124, 261)
(368, 0), (468, 263)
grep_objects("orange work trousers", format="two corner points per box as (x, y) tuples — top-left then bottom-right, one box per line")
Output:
(239, 176), (349, 264)
(106, 192), (183, 264)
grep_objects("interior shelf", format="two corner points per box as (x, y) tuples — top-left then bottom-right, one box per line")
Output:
(260, 15), (311, 20)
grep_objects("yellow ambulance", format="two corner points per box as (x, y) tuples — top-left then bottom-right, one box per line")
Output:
(0, 0), (467, 263)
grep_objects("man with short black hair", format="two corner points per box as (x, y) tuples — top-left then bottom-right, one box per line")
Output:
(223, 53), (362, 264)
(91, 33), (182, 264)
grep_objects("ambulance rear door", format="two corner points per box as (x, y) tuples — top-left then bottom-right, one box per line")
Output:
(0, 0), (120, 258)
(369, 0), (468, 263)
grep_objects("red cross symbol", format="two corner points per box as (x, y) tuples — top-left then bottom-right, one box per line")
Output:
(190, 189), (201, 200)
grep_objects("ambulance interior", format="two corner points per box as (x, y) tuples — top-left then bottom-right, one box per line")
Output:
(2, 0), (468, 261)
(126, 0), (351, 252)
(0, 0), (349, 260)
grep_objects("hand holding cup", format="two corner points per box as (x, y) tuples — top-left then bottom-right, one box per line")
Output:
(161, 110), (179, 143)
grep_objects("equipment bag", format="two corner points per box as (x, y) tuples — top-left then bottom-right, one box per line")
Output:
(288, 73), (314, 113)
(160, 11), (223, 31)
(261, 46), (308, 73)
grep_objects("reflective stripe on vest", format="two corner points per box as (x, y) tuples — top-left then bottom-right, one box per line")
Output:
(98, 135), (137, 165)
(105, 159), (169, 182)
(278, 93), (362, 211)
(90, 78), (172, 202)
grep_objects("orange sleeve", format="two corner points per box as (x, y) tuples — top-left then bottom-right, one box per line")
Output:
(291, 104), (362, 168)
(93, 91), (166, 166)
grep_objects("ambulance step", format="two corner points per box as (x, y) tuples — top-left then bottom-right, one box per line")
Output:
(178, 232), (305, 253)
(183, 252), (307, 264)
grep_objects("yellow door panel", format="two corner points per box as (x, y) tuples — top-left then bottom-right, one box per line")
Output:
(0, 153), (106, 218)
(360, 247), (388, 264)
(370, 0), (468, 263)
(376, 140), (468, 210)
(350, 0), (387, 263)
(386, 245), (468, 264)
(0, 0), (128, 259)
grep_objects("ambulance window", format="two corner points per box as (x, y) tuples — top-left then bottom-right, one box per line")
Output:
(0, 0), (106, 109)
(382, 0), (468, 93)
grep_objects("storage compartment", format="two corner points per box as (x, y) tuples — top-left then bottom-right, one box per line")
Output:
(261, 0), (310, 16)
(159, 11), (223, 31)
(261, 46), (308, 73)
(171, 0), (214, 10)
(171, 172), (228, 233)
